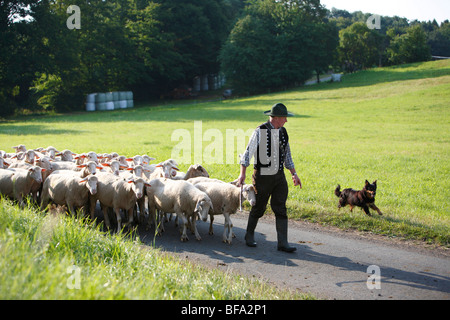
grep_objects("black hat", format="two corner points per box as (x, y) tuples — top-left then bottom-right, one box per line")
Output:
(263, 103), (295, 117)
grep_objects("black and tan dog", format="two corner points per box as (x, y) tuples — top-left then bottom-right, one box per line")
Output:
(335, 180), (383, 217)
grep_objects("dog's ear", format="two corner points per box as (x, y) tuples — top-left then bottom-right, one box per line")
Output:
(373, 180), (377, 185)
(365, 180), (369, 186)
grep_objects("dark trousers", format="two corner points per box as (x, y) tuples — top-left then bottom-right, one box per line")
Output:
(250, 170), (288, 220)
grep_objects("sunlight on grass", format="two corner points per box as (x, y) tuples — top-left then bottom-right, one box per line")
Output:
(0, 60), (449, 246)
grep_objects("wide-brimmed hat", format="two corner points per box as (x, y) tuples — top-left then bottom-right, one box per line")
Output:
(263, 103), (295, 117)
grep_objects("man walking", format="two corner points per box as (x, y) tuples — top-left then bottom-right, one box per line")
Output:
(236, 103), (301, 253)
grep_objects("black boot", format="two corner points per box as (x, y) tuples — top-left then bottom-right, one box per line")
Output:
(276, 217), (296, 253)
(245, 215), (259, 247)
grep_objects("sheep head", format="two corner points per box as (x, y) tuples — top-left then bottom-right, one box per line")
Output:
(195, 197), (213, 222)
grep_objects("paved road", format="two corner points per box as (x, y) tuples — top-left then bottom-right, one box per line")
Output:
(136, 213), (449, 300)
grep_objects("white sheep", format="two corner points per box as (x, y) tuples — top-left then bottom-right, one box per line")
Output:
(89, 173), (150, 232)
(193, 182), (257, 244)
(40, 174), (98, 216)
(150, 159), (179, 180)
(146, 178), (213, 241)
(56, 149), (76, 162)
(51, 161), (102, 178)
(172, 164), (210, 180)
(9, 156), (54, 202)
(0, 166), (44, 208)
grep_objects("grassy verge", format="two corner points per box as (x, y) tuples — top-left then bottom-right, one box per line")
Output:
(0, 198), (312, 299)
(0, 60), (449, 247)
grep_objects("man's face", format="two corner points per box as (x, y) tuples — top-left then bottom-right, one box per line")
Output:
(271, 116), (287, 129)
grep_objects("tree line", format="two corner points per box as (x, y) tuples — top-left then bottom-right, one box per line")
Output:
(1, 0), (449, 117)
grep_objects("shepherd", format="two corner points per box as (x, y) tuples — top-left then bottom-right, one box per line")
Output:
(236, 103), (302, 253)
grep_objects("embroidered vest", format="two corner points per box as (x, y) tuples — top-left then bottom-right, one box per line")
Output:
(254, 122), (289, 173)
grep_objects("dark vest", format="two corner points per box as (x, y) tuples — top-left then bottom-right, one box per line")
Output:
(254, 122), (289, 173)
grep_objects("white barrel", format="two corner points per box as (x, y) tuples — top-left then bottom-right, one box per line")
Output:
(86, 102), (96, 111)
(332, 74), (342, 82)
(96, 93), (106, 111)
(126, 91), (134, 108)
(105, 92), (114, 110)
(119, 91), (127, 109)
(113, 92), (120, 109)
(193, 76), (201, 91)
(201, 75), (209, 91)
(86, 93), (96, 111)
(86, 93), (96, 103)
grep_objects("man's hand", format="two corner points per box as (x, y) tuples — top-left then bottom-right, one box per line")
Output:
(292, 174), (302, 188)
(236, 165), (247, 187)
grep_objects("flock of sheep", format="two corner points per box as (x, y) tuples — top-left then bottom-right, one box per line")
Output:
(0, 145), (257, 243)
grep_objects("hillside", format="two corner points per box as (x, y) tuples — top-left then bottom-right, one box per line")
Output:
(1, 60), (449, 247)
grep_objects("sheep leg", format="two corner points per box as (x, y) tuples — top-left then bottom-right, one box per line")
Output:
(89, 199), (97, 221)
(180, 213), (189, 242)
(223, 213), (233, 244)
(124, 207), (135, 231)
(157, 210), (165, 233)
(114, 208), (122, 233)
(209, 214), (214, 235)
(102, 206), (111, 230)
(191, 214), (202, 241)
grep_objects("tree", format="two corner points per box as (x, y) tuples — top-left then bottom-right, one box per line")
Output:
(338, 22), (383, 72)
(220, 0), (336, 93)
(387, 25), (431, 65)
(427, 22), (450, 57)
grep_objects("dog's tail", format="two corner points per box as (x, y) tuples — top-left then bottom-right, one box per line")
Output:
(334, 185), (342, 197)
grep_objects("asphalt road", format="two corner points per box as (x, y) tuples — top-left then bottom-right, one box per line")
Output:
(136, 212), (450, 300)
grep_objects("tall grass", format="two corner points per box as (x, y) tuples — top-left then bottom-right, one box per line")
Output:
(0, 198), (311, 299)
(0, 60), (449, 246)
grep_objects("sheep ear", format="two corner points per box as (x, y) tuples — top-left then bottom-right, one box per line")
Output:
(79, 178), (87, 183)
(127, 167), (134, 171)
(41, 168), (46, 172)
(145, 182), (151, 187)
(77, 164), (86, 168)
(126, 158), (134, 161)
(102, 163), (111, 167)
(173, 166), (180, 171)
(155, 164), (163, 168)
(194, 201), (202, 213)
(96, 166), (103, 170)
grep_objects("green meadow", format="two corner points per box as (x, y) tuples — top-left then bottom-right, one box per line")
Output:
(0, 60), (448, 300)
(1, 60), (449, 246)
(0, 199), (311, 299)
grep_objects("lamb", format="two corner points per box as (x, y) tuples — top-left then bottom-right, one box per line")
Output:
(150, 159), (179, 179)
(0, 156), (8, 169)
(193, 182), (257, 244)
(51, 161), (102, 178)
(50, 160), (78, 171)
(89, 173), (150, 232)
(146, 178), (213, 241)
(101, 160), (126, 176)
(0, 166), (44, 208)
(172, 164), (210, 180)
(56, 149), (76, 162)
(9, 156), (54, 202)
(40, 174), (98, 216)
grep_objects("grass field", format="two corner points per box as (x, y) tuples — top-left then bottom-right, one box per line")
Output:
(1, 60), (449, 247)
(0, 198), (311, 299)
(0, 60), (448, 300)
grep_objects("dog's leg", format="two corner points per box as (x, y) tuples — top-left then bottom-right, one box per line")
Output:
(349, 205), (354, 212)
(369, 204), (383, 216)
(362, 205), (372, 217)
